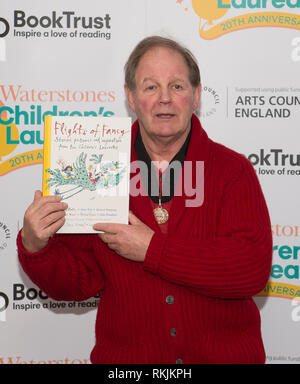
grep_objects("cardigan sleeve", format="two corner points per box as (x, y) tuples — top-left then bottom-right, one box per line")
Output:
(17, 231), (105, 301)
(143, 159), (273, 299)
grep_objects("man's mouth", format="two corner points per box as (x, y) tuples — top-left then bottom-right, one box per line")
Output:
(155, 114), (175, 119)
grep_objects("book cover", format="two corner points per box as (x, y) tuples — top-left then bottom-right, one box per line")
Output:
(43, 115), (131, 233)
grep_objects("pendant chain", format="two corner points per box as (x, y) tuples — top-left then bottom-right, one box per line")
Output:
(153, 168), (169, 224)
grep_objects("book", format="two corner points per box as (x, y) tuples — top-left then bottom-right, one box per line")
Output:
(43, 115), (132, 233)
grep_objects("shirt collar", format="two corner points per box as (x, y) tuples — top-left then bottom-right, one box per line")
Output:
(134, 124), (192, 203)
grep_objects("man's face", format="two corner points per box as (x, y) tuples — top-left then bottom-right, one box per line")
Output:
(125, 46), (201, 143)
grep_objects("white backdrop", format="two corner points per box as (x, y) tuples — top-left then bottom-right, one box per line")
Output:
(0, 0), (299, 364)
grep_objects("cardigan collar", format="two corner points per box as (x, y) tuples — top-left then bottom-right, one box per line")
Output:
(129, 114), (210, 232)
(133, 123), (192, 204)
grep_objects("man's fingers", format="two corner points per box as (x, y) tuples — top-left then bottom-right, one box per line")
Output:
(33, 190), (62, 202)
(93, 222), (122, 233)
(128, 211), (142, 226)
(21, 192), (67, 253)
(94, 212), (142, 231)
(26, 202), (68, 228)
(98, 233), (121, 254)
(41, 216), (66, 239)
(34, 195), (63, 207)
(40, 210), (66, 230)
(38, 201), (68, 219)
(98, 232), (117, 244)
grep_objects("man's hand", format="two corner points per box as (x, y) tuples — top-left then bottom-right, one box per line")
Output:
(93, 212), (154, 262)
(21, 190), (68, 253)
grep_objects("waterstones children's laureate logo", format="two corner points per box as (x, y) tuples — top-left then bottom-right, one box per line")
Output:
(256, 244), (300, 300)
(272, 224), (300, 238)
(189, 0), (300, 39)
(0, 86), (116, 176)
(0, 356), (90, 364)
(256, 224), (300, 301)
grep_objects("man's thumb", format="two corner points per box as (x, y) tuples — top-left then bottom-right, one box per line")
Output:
(128, 211), (142, 225)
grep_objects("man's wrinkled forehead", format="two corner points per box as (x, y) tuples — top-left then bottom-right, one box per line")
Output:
(134, 47), (191, 84)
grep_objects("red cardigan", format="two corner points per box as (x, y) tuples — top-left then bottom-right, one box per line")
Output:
(17, 115), (272, 364)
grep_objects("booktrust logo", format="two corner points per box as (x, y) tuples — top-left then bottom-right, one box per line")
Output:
(190, 0), (300, 39)
(0, 17), (10, 38)
(11, 10), (111, 40)
(0, 17), (10, 62)
(0, 292), (9, 322)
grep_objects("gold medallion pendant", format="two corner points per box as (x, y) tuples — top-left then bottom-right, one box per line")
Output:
(153, 205), (169, 224)
(153, 171), (169, 224)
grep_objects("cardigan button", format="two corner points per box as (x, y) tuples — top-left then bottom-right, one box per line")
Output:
(166, 295), (174, 304)
(176, 358), (183, 364)
(170, 327), (176, 337)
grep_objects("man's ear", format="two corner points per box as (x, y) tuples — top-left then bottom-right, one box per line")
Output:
(124, 84), (136, 113)
(193, 84), (202, 112)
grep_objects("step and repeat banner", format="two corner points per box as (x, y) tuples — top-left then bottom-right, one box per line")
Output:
(0, 0), (299, 364)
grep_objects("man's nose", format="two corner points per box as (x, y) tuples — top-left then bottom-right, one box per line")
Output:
(159, 87), (172, 104)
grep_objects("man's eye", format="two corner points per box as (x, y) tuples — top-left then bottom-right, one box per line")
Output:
(173, 84), (182, 90)
(146, 85), (156, 91)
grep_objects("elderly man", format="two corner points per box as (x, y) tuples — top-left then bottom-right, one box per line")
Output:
(18, 36), (272, 364)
